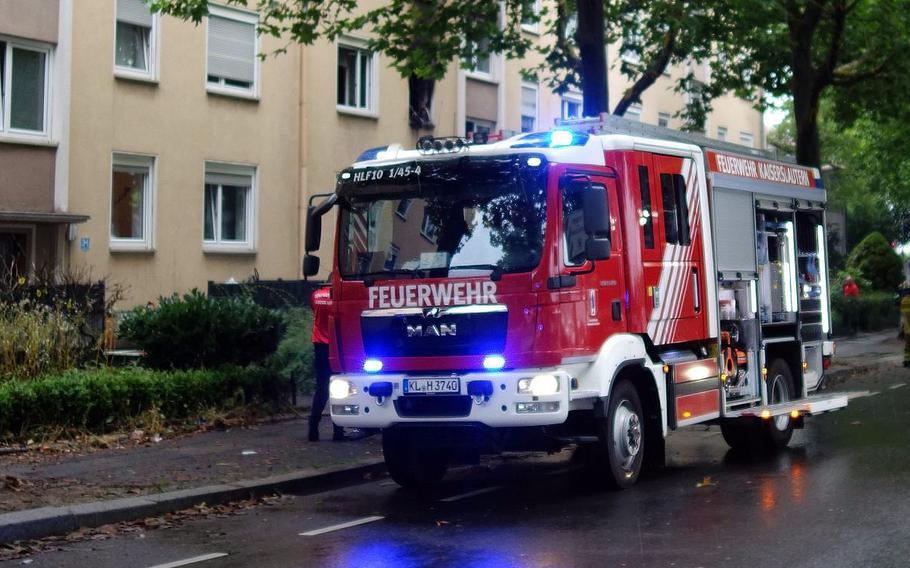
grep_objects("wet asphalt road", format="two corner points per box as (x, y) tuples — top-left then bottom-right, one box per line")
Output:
(5, 369), (910, 568)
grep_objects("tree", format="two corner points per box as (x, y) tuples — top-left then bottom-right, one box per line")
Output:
(151, 0), (539, 130)
(710, 0), (910, 166)
(530, 0), (732, 122)
(846, 231), (904, 291)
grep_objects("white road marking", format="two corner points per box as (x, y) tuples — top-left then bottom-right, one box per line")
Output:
(889, 383), (907, 390)
(299, 515), (385, 536)
(845, 390), (879, 400)
(146, 553), (228, 568)
(439, 486), (502, 502)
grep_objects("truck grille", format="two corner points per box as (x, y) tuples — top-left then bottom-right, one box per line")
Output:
(394, 395), (473, 418)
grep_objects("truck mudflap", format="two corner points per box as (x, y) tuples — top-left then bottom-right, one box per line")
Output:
(724, 392), (848, 419)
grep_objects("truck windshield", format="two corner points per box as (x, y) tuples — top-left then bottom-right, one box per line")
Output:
(337, 154), (548, 280)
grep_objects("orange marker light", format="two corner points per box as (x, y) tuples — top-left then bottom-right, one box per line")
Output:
(802, 361), (809, 370)
(663, 364), (670, 374)
(682, 411), (692, 419)
(761, 367), (768, 376)
(760, 410), (771, 420)
(790, 410), (800, 419)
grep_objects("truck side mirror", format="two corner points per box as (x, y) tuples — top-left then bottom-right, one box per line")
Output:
(305, 207), (322, 252)
(582, 184), (611, 260)
(302, 254), (320, 277)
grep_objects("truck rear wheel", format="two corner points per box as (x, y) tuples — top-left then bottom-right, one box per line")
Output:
(763, 359), (795, 449)
(382, 429), (448, 489)
(597, 379), (645, 489)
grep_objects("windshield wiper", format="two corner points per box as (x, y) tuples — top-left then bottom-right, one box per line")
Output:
(447, 264), (503, 281)
(359, 268), (422, 287)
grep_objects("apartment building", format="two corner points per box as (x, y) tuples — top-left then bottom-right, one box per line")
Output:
(0, 0), (765, 303)
(0, 0), (83, 279)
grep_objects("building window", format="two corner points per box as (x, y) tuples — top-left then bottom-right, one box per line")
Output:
(521, 0), (542, 33)
(0, 38), (50, 135)
(337, 39), (376, 114)
(466, 37), (498, 80)
(717, 126), (727, 141)
(739, 130), (754, 148)
(420, 210), (437, 242)
(395, 199), (412, 219)
(110, 153), (155, 251)
(465, 117), (495, 139)
(114, 0), (157, 79)
(384, 244), (400, 270)
(625, 103), (642, 122)
(657, 112), (670, 128)
(203, 163), (256, 251)
(520, 83), (538, 133)
(206, 6), (258, 96)
(561, 94), (582, 120)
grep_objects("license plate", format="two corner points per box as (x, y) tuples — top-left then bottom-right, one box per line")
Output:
(403, 377), (460, 395)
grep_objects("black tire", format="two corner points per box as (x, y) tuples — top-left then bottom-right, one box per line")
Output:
(720, 417), (762, 451)
(763, 359), (795, 449)
(382, 429), (448, 488)
(597, 379), (645, 489)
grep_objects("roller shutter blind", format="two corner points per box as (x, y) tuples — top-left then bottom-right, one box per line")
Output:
(207, 14), (256, 84)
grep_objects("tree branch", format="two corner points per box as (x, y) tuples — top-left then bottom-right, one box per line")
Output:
(554, 0), (580, 72)
(832, 54), (891, 86)
(613, 27), (676, 116)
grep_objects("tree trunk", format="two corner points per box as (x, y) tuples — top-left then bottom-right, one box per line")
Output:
(792, 81), (822, 167)
(787, 3), (824, 167)
(408, 75), (435, 130)
(576, 0), (608, 116)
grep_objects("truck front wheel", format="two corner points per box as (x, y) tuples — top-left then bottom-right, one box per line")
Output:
(597, 379), (645, 489)
(382, 429), (448, 489)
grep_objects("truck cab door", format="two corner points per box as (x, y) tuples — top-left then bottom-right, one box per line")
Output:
(559, 173), (627, 357)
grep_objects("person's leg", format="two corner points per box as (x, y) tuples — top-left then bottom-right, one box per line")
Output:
(308, 342), (330, 441)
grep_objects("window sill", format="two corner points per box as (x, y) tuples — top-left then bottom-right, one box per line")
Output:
(206, 85), (260, 102)
(464, 71), (498, 85)
(114, 69), (159, 85)
(336, 106), (379, 120)
(0, 133), (56, 148)
(521, 24), (540, 35)
(203, 243), (257, 255)
(110, 241), (155, 253)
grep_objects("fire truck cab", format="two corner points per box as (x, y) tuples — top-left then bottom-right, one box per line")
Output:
(305, 114), (847, 489)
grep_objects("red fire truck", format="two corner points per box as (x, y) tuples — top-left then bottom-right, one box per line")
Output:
(304, 114), (847, 489)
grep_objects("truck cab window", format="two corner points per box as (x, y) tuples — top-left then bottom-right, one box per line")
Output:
(659, 173), (690, 245)
(563, 181), (608, 266)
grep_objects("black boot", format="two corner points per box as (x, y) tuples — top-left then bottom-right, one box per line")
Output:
(308, 422), (320, 442)
(332, 426), (346, 441)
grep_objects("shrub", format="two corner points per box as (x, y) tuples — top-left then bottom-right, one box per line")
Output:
(0, 366), (282, 441)
(119, 290), (284, 370)
(846, 232), (904, 292)
(269, 308), (316, 395)
(831, 290), (897, 335)
(0, 301), (97, 382)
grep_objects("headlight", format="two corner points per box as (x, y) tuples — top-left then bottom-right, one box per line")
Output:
(330, 379), (355, 399)
(517, 374), (559, 396)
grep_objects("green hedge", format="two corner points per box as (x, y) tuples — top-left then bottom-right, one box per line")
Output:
(0, 366), (282, 441)
(831, 291), (897, 335)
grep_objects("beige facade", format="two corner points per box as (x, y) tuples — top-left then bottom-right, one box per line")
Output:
(1, 1), (765, 303)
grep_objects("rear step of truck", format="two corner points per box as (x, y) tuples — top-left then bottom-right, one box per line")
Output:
(724, 393), (848, 419)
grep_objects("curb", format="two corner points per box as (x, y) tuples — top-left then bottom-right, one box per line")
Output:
(0, 461), (386, 546)
(824, 355), (902, 387)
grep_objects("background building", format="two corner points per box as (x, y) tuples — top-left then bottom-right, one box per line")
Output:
(0, 0), (766, 305)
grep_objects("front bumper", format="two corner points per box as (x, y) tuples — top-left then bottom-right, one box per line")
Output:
(329, 369), (570, 428)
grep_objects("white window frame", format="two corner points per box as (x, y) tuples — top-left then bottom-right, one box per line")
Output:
(739, 130), (754, 148)
(625, 103), (643, 122)
(0, 36), (53, 141)
(336, 36), (379, 118)
(395, 198), (413, 219)
(561, 91), (583, 120)
(205, 5), (260, 100)
(657, 112), (671, 128)
(113, 2), (160, 83)
(420, 210), (437, 243)
(521, 0), (542, 34)
(465, 37), (499, 83)
(520, 81), (538, 133)
(109, 152), (156, 252)
(202, 161), (257, 254)
(717, 126), (728, 141)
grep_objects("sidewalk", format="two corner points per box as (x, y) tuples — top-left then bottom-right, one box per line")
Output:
(0, 330), (901, 544)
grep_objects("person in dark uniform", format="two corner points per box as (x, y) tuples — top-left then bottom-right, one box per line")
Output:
(308, 284), (345, 442)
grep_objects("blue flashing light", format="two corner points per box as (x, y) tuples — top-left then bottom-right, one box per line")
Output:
(363, 358), (383, 373)
(549, 130), (575, 147)
(483, 355), (505, 371)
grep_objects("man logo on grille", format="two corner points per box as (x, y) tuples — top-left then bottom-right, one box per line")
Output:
(406, 323), (457, 337)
